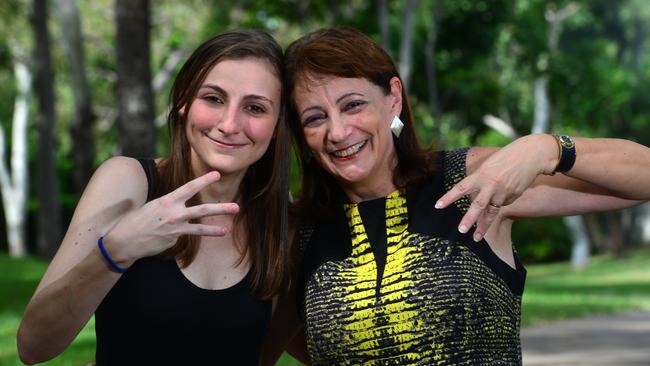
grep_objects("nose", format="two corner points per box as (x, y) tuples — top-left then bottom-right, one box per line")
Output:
(327, 115), (348, 143)
(217, 105), (241, 135)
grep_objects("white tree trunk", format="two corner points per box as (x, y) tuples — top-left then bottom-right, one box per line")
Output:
(0, 60), (31, 257)
(535, 3), (589, 270)
(566, 215), (590, 270)
(532, 76), (550, 134)
(640, 203), (650, 244)
(398, 0), (419, 91)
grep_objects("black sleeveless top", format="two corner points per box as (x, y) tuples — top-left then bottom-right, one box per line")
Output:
(299, 149), (527, 365)
(94, 159), (272, 365)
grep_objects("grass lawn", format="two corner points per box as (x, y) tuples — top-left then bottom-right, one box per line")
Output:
(522, 247), (650, 326)
(1, 247), (650, 365)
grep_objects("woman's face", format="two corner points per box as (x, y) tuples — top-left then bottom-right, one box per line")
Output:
(293, 75), (402, 200)
(185, 58), (281, 178)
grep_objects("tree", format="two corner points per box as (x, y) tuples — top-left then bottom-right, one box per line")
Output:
(397, 0), (419, 92)
(0, 54), (31, 257)
(377, 0), (390, 52)
(424, 0), (444, 145)
(32, 0), (63, 258)
(54, 0), (96, 194)
(115, 0), (155, 157)
(532, 2), (589, 270)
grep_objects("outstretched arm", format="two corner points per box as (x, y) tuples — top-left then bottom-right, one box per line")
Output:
(17, 157), (238, 364)
(437, 134), (650, 241)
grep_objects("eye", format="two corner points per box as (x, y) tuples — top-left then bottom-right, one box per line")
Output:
(342, 100), (366, 112)
(302, 113), (326, 127)
(201, 94), (224, 104)
(245, 104), (266, 115)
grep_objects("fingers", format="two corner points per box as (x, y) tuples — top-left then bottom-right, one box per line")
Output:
(182, 223), (232, 237)
(177, 203), (240, 222)
(473, 203), (502, 242)
(453, 188), (504, 241)
(436, 176), (475, 209)
(456, 192), (491, 235)
(170, 171), (221, 202)
(173, 203), (239, 236)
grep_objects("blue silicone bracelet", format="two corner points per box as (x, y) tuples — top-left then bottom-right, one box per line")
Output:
(97, 236), (128, 273)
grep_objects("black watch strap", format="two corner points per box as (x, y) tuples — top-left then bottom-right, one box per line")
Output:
(553, 135), (576, 174)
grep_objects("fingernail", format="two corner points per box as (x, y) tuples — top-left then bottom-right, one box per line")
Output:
(473, 233), (482, 242)
(459, 225), (468, 234)
(435, 201), (443, 209)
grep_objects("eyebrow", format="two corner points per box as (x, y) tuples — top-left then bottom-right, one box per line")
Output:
(336, 92), (364, 104)
(299, 92), (365, 118)
(200, 83), (275, 106)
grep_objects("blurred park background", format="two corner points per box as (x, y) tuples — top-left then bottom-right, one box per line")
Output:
(1, 0), (649, 364)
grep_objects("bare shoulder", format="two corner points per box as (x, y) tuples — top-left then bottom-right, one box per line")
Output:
(34, 157), (155, 293)
(76, 156), (151, 213)
(465, 146), (498, 175)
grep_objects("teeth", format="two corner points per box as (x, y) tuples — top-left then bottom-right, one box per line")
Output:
(332, 141), (366, 158)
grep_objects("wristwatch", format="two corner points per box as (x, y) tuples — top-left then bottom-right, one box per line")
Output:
(552, 134), (576, 174)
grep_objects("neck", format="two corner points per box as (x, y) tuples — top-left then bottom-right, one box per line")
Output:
(341, 156), (398, 203)
(339, 164), (397, 203)
(191, 161), (246, 204)
(199, 171), (244, 203)
(343, 180), (397, 203)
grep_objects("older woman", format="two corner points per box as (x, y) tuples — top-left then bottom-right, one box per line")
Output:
(270, 27), (650, 365)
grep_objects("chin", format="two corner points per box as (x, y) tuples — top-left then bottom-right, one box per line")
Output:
(336, 171), (371, 185)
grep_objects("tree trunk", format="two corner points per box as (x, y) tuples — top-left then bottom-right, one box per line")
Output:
(566, 215), (590, 270)
(398, 0), (420, 92)
(532, 76), (550, 134)
(32, 0), (63, 258)
(534, 3), (589, 270)
(377, 0), (390, 53)
(637, 202), (650, 245)
(115, 0), (155, 158)
(0, 59), (31, 257)
(54, 0), (96, 194)
(582, 213), (605, 251)
(424, 0), (443, 146)
(605, 211), (624, 257)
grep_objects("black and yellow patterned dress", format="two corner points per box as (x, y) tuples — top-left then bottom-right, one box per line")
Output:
(299, 149), (527, 365)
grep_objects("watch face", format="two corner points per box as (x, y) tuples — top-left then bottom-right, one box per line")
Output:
(559, 135), (575, 148)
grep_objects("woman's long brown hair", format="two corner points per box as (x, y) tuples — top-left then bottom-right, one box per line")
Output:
(284, 27), (435, 220)
(155, 29), (290, 299)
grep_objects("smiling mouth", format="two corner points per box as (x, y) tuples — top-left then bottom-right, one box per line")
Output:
(330, 140), (367, 159)
(205, 134), (246, 148)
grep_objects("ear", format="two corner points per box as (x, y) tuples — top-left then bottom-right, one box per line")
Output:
(388, 76), (403, 117)
(179, 105), (186, 117)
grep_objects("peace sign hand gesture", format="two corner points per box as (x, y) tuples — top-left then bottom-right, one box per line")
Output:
(436, 136), (558, 241)
(101, 171), (240, 269)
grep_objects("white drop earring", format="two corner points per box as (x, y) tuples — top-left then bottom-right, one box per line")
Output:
(390, 115), (404, 138)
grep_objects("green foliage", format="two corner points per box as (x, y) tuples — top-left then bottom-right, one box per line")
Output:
(513, 217), (573, 263)
(475, 128), (512, 147)
(2, 0), (649, 260)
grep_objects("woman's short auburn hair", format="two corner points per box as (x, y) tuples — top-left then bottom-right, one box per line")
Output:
(284, 27), (435, 218)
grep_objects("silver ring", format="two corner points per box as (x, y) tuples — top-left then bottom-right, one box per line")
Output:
(488, 203), (502, 209)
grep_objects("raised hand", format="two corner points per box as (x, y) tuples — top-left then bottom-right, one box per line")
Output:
(436, 135), (558, 241)
(101, 171), (240, 268)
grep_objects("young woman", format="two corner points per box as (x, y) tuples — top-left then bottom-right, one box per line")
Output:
(273, 27), (650, 365)
(17, 29), (291, 365)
